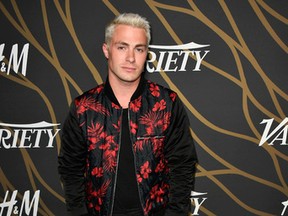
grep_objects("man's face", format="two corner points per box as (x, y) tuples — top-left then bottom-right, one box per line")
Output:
(103, 24), (148, 85)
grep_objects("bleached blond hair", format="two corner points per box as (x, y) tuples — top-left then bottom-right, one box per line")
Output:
(105, 13), (151, 47)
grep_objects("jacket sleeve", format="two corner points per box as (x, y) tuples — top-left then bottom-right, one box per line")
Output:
(58, 102), (88, 216)
(164, 95), (198, 216)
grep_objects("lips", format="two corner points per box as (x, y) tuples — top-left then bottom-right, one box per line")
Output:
(122, 66), (136, 72)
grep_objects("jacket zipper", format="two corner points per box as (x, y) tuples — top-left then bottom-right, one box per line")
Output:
(128, 107), (145, 215)
(110, 108), (123, 216)
(137, 135), (165, 140)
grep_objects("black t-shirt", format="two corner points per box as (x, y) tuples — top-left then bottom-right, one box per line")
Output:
(113, 109), (143, 215)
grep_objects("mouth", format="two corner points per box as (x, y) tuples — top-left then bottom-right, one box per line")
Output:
(122, 66), (136, 72)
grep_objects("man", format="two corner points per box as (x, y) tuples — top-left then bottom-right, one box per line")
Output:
(58, 13), (198, 216)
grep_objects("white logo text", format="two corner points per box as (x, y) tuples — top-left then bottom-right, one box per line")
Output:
(259, 118), (288, 146)
(0, 190), (40, 216)
(0, 121), (60, 149)
(147, 42), (210, 73)
(0, 43), (29, 76)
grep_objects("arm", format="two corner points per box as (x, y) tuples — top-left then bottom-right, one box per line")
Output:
(58, 102), (88, 216)
(164, 96), (198, 216)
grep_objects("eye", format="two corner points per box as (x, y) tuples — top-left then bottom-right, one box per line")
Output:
(136, 48), (144, 53)
(117, 45), (127, 51)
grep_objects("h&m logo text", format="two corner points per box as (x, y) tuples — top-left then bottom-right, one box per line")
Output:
(0, 190), (40, 216)
(0, 43), (29, 76)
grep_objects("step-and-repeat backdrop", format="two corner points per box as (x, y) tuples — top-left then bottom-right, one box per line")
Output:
(0, 1), (287, 216)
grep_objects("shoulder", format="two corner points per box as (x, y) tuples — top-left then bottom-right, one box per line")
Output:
(74, 83), (105, 106)
(145, 79), (178, 102)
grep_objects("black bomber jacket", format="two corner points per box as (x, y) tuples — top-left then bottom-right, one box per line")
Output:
(58, 76), (198, 216)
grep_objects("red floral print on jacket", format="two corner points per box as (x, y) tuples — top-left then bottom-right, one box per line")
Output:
(87, 179), (112, 213)
(130, 96), (142, 112)
(87, 122), (106, 151)
(144, 183), (169, 215)
(76, 96), (110, 116)
(91, 167), (104, 178)
(140, 161), (152, 179)
(139, 111), (171, 135)
(152, 99), (166, 112)
(149, 83), (160, 97)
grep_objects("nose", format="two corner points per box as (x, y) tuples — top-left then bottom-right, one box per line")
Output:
(126, 49), (135, 63)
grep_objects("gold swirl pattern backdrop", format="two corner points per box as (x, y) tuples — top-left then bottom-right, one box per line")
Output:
(0, 1), (287, 215)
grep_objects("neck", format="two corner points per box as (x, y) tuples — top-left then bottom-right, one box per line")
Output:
(109, 77), (140, 108)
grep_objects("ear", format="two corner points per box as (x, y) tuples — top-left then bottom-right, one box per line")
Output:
(102, 43), (109, 59)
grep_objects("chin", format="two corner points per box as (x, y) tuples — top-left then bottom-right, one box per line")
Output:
(121, 76), (141, 83)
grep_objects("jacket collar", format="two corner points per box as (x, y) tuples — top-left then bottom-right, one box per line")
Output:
(104, 74), (146, 106)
